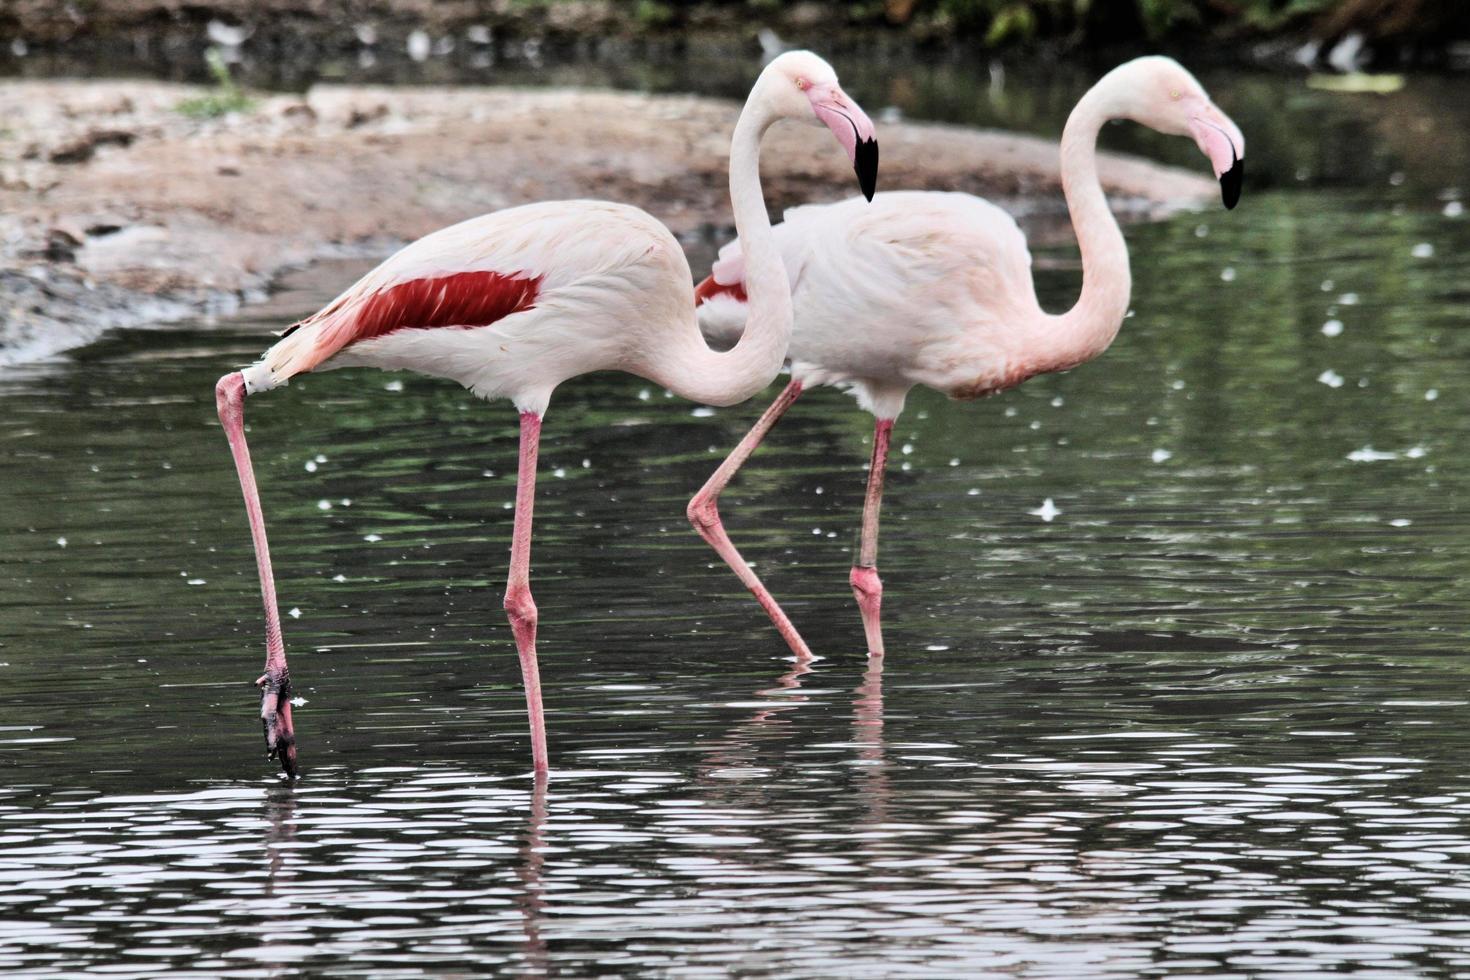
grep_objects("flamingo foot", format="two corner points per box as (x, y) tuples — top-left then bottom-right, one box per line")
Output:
(255, 671), (298, 778)
(849, 565), (885, 657)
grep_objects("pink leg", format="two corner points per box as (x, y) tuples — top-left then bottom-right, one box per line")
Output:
(849, 417), (893, 657)
(215, 373), (297, 778)
(687, 380), (812, 660)
(505, 411), (549, 774)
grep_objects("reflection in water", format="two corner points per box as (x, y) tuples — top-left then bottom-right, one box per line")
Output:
(5, 745), (1470, 975)
(853, 655), (890, 828)
(516, 774), (550, 977)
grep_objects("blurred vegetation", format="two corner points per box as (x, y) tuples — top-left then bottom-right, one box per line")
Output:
(174, 48), (255, 119)
(743, 0), (1466, 47)
(4, 0), (1468, 60)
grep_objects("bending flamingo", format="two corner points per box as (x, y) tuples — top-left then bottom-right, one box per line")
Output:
(689, 56), (1243, 659)
(214, 50), (879, 777)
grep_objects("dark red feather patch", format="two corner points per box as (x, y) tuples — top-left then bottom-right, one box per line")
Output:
(277, 269), (544, 377)
(351, 269), (543, 341)
(693, 274), (747, 307)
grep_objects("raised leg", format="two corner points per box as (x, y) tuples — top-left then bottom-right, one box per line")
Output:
(849, 417), (893, 656)
(215, 372), (297, 778)
(505, 411), (549, 773)
(686, 380), (812, 660)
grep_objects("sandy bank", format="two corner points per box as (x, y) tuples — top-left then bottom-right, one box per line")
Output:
(0, 80), (1216, 364)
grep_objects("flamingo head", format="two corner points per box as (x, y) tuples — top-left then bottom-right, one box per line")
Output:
(1107, 56), (1246, 210)
(760, 50), (879, 201)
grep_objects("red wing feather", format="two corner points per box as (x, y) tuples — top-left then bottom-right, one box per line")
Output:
(693, 273), (747, 307)
(286, 269), (543, 375)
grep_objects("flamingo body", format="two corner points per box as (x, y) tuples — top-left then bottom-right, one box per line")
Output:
(697, 191), (1043, 417)
(246, 201), (693, 415)
(686, 56), (1245, 660)
(215, 51), (879, 778)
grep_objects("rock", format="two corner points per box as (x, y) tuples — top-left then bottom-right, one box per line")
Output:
(49, 129), (136, 164)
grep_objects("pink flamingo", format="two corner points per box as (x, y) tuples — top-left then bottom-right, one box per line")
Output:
(688, 56), (1243, 659)
(214, 50), (879, 778)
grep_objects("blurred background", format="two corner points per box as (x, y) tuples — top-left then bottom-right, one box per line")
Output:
(3, 0), (1470, 84)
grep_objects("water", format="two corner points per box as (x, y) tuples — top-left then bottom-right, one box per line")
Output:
(4, 54), (1470, 975)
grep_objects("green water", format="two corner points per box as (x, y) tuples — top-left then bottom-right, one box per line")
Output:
(2, 56), (1470, 976)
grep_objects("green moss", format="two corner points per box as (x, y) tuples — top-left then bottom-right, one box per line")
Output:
(175, 49), (255, 120)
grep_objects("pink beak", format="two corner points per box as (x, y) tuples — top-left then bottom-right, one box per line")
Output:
(808, 82), (879, 201)
(1187, 103), (1245, 210)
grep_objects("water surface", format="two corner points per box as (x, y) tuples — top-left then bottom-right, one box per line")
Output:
(3, 60), (1470, 976)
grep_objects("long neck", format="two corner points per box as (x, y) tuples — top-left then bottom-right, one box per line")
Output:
(654, 94), (792, 407)
(1045, 85), (1132, 366)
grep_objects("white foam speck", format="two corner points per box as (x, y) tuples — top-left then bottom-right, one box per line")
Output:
(1028, 498), (1061, 522)
(1220, 267), (1237, 283)
(304, 460), (317, 472)
(1389, 518), (1412, 528)
(1321, 319), (1344, 337)
(55, 537), (67, 547)
(1317, 369), (1344, 388)
(364, 533), (383, 542)
(1425, 389), (1439, 401)
(187, 578), (206, 586)
(1347, 447), (1398, 462)
(1444, 201), (1464, 218)
(1151, 448), (1173, 463)
(1411, 242), (1435, 259)
(288, 607), (302, 619)
(385, 380), (404, 392)
(317, 500), (332, 510)
(690, 406), (716, 418)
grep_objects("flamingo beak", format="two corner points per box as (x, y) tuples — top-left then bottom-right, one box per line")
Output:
(1188, 104), (1246, 210)
(809, 83), (880, 201)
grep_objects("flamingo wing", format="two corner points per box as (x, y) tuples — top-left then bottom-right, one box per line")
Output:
(248, 201), (676, 390)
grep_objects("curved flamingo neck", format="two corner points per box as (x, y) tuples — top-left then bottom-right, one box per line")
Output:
(656, 89), (792, 407)
(1048, 83), (1132, 366)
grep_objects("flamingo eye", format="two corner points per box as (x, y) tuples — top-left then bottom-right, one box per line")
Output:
(796, 77), (808, 91)
(1170, 89), (1182, 100)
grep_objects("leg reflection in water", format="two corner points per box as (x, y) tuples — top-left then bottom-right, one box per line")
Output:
(694, 649), (890, 828)
(264, 784), (297, 901)
(852, 654), (890, 827)
(515, 772), (550, 976)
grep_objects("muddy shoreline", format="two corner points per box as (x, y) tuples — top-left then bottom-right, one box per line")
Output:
(0, 79), (1216, 365)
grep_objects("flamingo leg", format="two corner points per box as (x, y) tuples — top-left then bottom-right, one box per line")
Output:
(505, 411), (550, 773)
(215, 372), (298, 778)
(687, 380), (812, 660)
(850, 417), (893, 656)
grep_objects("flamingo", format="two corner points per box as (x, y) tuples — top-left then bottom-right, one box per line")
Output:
(688, 56), (1244, 659)
(214, 50), (879, 778)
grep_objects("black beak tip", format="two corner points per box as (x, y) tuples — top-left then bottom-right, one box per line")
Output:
(855, 137), (879, 202)
(1220, 156), (1243, 211)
